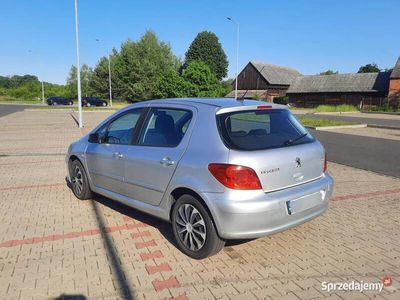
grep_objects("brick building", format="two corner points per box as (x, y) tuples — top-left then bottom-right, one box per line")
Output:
(226, 57), (400, 107)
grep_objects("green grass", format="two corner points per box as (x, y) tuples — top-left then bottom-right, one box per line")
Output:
(314, 104), (359, 113)
(361, 106), (400, 113)
(298, 116), (356, 127)
(0, 96), (42, 104)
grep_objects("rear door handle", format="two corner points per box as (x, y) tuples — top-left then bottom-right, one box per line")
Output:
(113, 152), (124, 159)
(160, 157), (175, 166)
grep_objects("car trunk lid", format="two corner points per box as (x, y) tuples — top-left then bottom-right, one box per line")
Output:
(228, 142), (325, 192)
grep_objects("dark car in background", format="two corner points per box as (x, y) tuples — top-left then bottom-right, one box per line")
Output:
(47, 97), (73, 106)
(82, 97), (108, 107)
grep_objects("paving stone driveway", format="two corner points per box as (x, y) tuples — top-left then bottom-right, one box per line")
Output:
(0, 109), (399, 300)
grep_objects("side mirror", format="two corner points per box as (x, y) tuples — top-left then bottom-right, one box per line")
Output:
(88, 133), (101, 143)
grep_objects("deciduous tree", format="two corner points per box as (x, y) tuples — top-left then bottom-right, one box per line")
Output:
(66, 64), (93, 97)
(111, 30), (180, 100)
(185, 31), (228, 80)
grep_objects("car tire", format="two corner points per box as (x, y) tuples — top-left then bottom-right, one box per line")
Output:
(53, 102), (58, 106)
(70, 159), (92, 200)
(86, 103), (91, 107)
(69, 101), (73, 105)
(171, 194), (225, 259)
(102, 102), (107, 107)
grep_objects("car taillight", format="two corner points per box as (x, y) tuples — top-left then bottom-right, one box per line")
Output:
(323, 153), (328, 172)
(208, 163), (262, 190)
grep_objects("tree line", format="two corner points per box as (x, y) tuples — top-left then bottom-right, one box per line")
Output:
(0, 74), (69, 100)
(0, 30), (232, 102)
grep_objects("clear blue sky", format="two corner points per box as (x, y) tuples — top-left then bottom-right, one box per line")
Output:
(1, 0), (399, 84)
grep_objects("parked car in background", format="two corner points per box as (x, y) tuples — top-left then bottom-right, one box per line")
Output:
(66, 98), (333, 259)
(47, 97), (73, 106)
(82, 97), (108, 107)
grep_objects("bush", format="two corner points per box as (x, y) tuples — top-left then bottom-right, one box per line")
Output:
(273, 96), (288, 105)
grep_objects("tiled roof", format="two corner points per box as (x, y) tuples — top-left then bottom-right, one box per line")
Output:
(250, 61), (301, 85)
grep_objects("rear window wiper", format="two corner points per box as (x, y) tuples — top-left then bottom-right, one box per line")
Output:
(284, 133), (308, 146)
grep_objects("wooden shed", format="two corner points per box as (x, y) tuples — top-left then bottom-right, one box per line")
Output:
(225, 61), (300, 101)
(286, 72), (391, 107)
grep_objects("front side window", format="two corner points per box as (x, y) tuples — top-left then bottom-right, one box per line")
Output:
(217, 109), (314, 151)
(104, 109), (143, 144)
(139, 108), (192, 147)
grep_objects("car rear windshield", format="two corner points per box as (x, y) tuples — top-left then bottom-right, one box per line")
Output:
(216, 108), (314, 151)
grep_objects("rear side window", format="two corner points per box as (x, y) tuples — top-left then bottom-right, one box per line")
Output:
(139, 108), (192, 147)
(217, 109), (314, 151)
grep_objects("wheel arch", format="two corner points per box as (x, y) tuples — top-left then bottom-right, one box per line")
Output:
(68, 154), (79, 173)
(169, 187), (222, 238)
(68, 154), (87, 177)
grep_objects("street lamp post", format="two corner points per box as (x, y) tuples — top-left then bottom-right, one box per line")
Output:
(95, 39), (113, 107)
(227, 17), (239, 100)
(74, 0), (83, 128)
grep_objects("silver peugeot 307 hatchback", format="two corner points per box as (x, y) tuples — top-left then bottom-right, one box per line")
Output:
(66, 98), (333, 259)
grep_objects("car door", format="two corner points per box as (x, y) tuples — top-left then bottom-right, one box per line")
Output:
(85, 108), (144, 195)
(124, 106), (194, 206)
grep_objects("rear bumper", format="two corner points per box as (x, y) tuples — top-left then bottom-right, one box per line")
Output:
(201, 174), (333, 239)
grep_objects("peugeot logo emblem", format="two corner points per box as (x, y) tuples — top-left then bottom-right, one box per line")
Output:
(295, 157), (301, 168)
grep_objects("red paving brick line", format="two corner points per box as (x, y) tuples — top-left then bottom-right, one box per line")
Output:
(0, 182), (65, 191)
(131, 231), (151, 239)
(332, 188), (400, 201)
(0, 160), (64, 166)
(135, 240), (157, 249)
(0, 145), (66, 151)
(140, 250), (164, 261)
(0, 222), (148, 248)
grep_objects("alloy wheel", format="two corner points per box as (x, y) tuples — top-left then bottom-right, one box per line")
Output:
(71, 165), (83, 196)
(175, 204), (207, 251)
